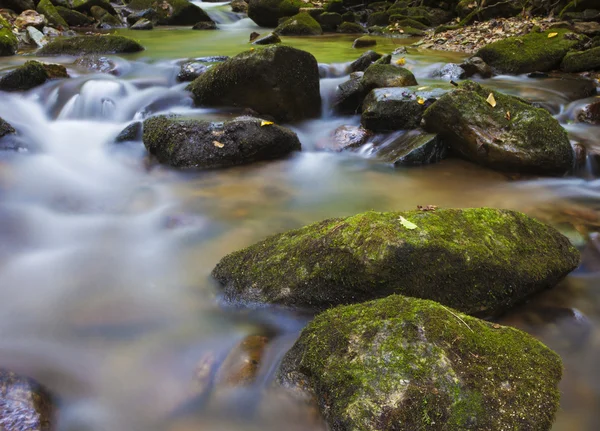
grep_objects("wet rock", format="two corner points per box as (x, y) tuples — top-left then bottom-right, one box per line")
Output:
(131, 18), (153, 30)
(373, 53), (391, 65)
(216, 335), (269, 387)
(143, 115), (301, 168)
(362, 64), (418, 91)
(367, 10), (388, 27)
(42, 26), (60, 37)
(177, 61), (208, 82)
(274, 12), (322, 35)
(14, 10), (47, 30)
(187, 45), (321, 122)
(125, 8), (158, 26)
(0, 16), (19, 56)
(127, 0), (213, 26)
(115, 121), (142, 143)
(247, 0), (301, 27)
(423, 80), (574, 175)
(74, 54), (117, 73)
(26, 27), (49, 48)
(577, 100), (600, 125)
(249, 31), (260, 41)
(90, 5), (122, 27)
(561, 46), (600, 73)
(192, 20), (217, 30)
(37, 0), (69, 28)
(431, 63), (465, 81)
(476, 29), (586, 74)
(317, 125), (372, 151)
(231, 0), (248, 13)
(317, 12), (342, 32)
(349, 49), (381, 72)
(332, 75), (364, 114)
(71, 0), (117, 15)
(0, 60), (68, 92)
(0, 370), (54, 431)
(277, 295), (563, 431)
(336, 21), (366, 33)
(372, 130), (447, 165)
(37, 35), (144, 55)
(0, 117), (15, 139)
(251, 32), (281, 45)
(361, 86), (446, 131)
(460, 56), (493, 78)
(212, 207), (580, 315)
(572, 21), (600, 37)
(352, 35), (375, 48)
(56, 7), (94, 27)
(0, 0), (35, 13)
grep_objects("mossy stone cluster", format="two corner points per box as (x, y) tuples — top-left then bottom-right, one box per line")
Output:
(476, 29), (586, 74)
(56, 7), (95, 27)
(0, 61), (69, 92)
(0, 15), (18, 57)
(212, 208), (579, 315)
(277, 294), (563, 431)
(142, 115), (301, 168)
(37, 35), (144, 56)
(187, 45), (321, 122)
(37, 0), (69, 28)
(560, 46), (600, 72)
(128, 0), (213, 25)
(422, 80), (574, 175)
(274, 12), (323, 36)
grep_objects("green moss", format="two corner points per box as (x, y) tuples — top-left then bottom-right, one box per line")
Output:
(0, 15), (18, 57)
(318, 12), (342, 31)
(37, 0), (69, 28)
(367, 11), (389, 27)
(476, 28), (586, 74)
(128, 0), (212, 25)
(37, 35), (144, 56)
(341, 11), (355, 22)
(274, 12), (323, 35)
(278, 295), (562, 430)
(337, 21), (366, 33)
(56, 6), (95, 26)
(389, 17), (427, 29)
(560, 46), (600, 73)
(212, 207), (580, 314)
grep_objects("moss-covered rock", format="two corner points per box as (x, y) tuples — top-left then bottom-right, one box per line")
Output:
(0, 15), (18, 57)
(212, 207), (579, 314)
(37, 35), (144, 56)
(274, 12), (322, 35)
(187, 45), (321, 122)
(142, 115), (301, 168)
(248, 0), (305, 27)
(367, 11), (389, 27)
(349, 49), (380, 71)
(252, 32), (281, 45)
(560, 46), (600, 72)
(422, 80), (573, 175)
(128, 0), (213, 25)
(337, 21), (366, 33)
(317, 11), (342, 31)
(0, 60), (69, 91)
(115, 121), (142, 143)
(389, 17), (428, 29)
(90, 5), (122, 27)
(71, 0), (117, 15)
(476, 29), (586, 74)
(37, 0), (69, 28)
(0, 117), (15, 139)
(56, 6), (95, 26)
(277, 295), (563, 431)
(352, 35), (376, 48)
(361, 63), (417, 90)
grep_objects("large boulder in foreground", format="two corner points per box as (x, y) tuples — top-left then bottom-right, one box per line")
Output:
(143, 115), (301, 168)
(128, 0), (213, 25)
(422, 81), (573, 175)
(476, 29), (585, 74)
(0, 15), (18, 57)
(212, 208), (579, 315)
(187, 45), (321, 122)
(277, 295), (562, 431)
(37, 35), (144, 56)
(0, 61), (68, 92)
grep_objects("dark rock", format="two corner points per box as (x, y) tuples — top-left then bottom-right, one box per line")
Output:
(431, 63), (465, 81)
(0, 117), (15, 139)
(318, 125), (372, 151)
(177, 61), (209, 82)
(247, 0), (301, 27)
(561, 46), (600, 72)
(90, 5), (122, 27)
(0, 0), (35, 13)
(274, 12), (322, 35)
(577, 100), (600, 124)
(187, 45), (321, 122)
(131, 18), (153, 30)
(332, 75), (364, 114)
(127, 0), (213, 26)
(115, 121), (142, 143)
(0, 60), (69, 92)
(317, 11), (342, 31)
(366, 10), (388, 27)
(192, 20), (217, 29)
(352, 35), (376, 48)
(56, 6), (94, 26)
(460, 56), (493, 78)
(422, 80), (574, 175)
(71, 0), (117, 15)
(572, 21), (600, 37)
(372, 129), (447, 165)
(373, 53), (391, 65)
(251, 32), (281, 45)
(125, 8), (158, 26)
(361, 63), (418, 91)
(249, 31), (260, 41)
(37, 35), (144, 55)
(349, 49), (381, 72)
(341, 11), (355, 22)
(277, 295), (563, 431)
(142, 115), (301, 168)
(212, 207), (580, 315)
(336, 21), (366, 33)
(325, 0), (342, 13)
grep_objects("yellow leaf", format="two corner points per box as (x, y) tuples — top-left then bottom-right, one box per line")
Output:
(213, 140), (224, 148)
(505, 111), (511, 120)
(548, 32), (558, 38)
(417, 97), (425, 105)
(396, 57), (406, 66)
(250, 47), (255, 51)
(417, 86), (428, 90)
(260, 120), (274, 126)
(486, 92), (496, 108)
(398, 216), (418, 230)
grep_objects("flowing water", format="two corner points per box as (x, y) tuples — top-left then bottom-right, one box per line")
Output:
(1, 5), (600, 430)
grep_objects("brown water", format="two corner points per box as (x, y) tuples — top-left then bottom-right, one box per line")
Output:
(0, 8), (599, 430)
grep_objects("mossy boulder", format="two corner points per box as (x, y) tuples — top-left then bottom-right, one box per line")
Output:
(37, 35), (144, 55)
(115, 121), (142, 143)
(277, 295), (563, 431)
(128, 0), (213, 25)
(248, 0), (304, 27)
(37, 0), (69, 28)
(274, 12), (322, 35)
(187, 45), (321, 122)
(422, 80), (574, 175)
(212, 207), (579, 315)
(367, 11), (389, 27)
(1, 0), (35, 13)
(142, 115), (301, 168)
(0, 15), (18, 57)
(90, 5), (122, 27)
(337, 21), (366, 33)
(362, 63), (418, 91)
(0, 60), (68, 91)
(317, 11), (342, 31)
(476, 29), (586, 74)
(56, 6), (95, 26)
(71, 0), (117, 15)
(352, 35), (376, 48)
(560, 46), (600, 72)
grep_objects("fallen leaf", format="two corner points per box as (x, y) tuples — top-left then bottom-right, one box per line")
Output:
(398, 216), (418, 230)
(249, 47), (255, 51)
(417, 97), (425, 105)
(505, 111), (511, 120)
(486, 92), (497, 108)
(548, 32), (558, 38)
(417, 205), (438, 211)
(260, 120), (274, 126)
(396, 57), (406, 66)
(492, 323), (502, 329)
(213, 140), (224, 148)
(417, 86), (429, 90)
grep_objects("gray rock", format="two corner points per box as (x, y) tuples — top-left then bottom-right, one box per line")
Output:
(317, 125), (372, 151)
(372, 130), (447, 165)
(192, 20), (217, 30)
(177, 61), (209, 82)
(26, 26), (49, 47)
(431, 63), (466, 81)
(460, 56), (493, 78)
(115, 121), (142, 143)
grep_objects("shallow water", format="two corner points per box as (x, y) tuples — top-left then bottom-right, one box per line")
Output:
(1, 10), (600, 431)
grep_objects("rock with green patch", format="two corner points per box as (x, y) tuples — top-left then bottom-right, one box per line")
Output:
(367, 11), (389, 27)
(560, 46), (600, 72)
(476, 29), (586, 74)
(248, 0), (304, 27)
(89, 5), (122, 27)
(361, 63), (417, 91)
(337, 21), (366, 33)
(37, 35), (144, 55)
(212, 207), (579, 314)
(142, 115), (301, 168)
(389, 17), (427, 29)
(115, 121), (142, 143)
(349, 49), (381, 72)
(56, 6), (95, 26)
(187, 45), (321, 122)
(0, 60), (69, 91)
(128, 0), (213, 26)
(317, 11), (342, 31)
(277, 295), (563, 431)
(37, 0), (69, 28)
(0, 15), (18, 57)
(251, 32), (281, 45)
(274, 12), (322, 35)
(422, 80), (574, 175)
(71, 0), (117, 15)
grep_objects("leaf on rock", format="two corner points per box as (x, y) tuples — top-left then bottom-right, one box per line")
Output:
(548, 32), (558, 38)
(486, 92), (497, 108)
(505, 111), (511, 120)
(417, 97), (425, 105)
(396, 57), (406, 66)
(213, 140), (224, 148)
(260, 120), (274, 126)
(398, 216), (418, 230)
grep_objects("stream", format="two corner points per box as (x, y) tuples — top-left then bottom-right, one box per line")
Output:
(0, 4), (599, 430)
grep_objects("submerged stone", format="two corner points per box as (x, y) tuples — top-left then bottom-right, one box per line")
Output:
(352, 36), (376, 48)
(0, 60), (68, 92)
(212, 207), (579, 315)
(37, 35), (144, 55)
(142, 115), (301, 168)
(278, 295), (563, 431)
(187, 45), (321, 122)
(422, 80), (574, 176)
